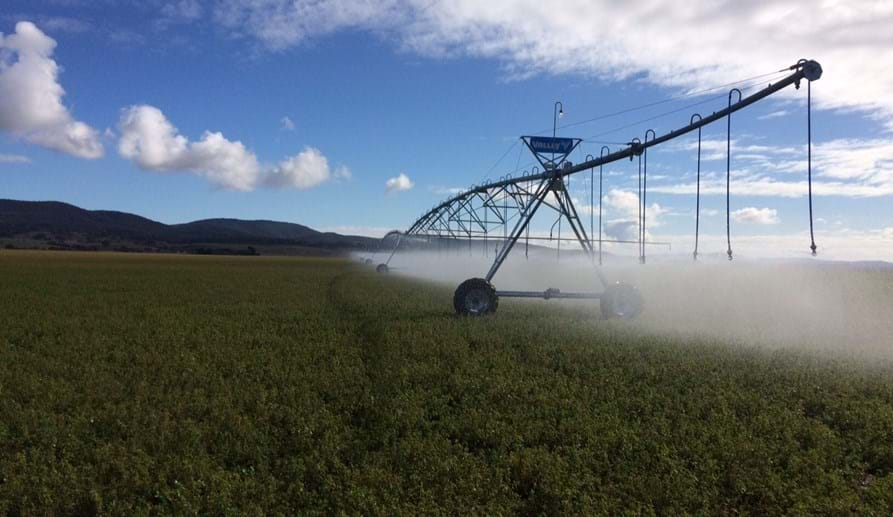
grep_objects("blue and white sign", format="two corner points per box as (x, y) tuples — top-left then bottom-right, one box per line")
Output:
(526, 136), (576, 155)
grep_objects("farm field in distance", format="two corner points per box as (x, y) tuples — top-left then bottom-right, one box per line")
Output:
(1, 250), (892, 514)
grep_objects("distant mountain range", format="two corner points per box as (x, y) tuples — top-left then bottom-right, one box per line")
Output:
(0, 199), (379, 255)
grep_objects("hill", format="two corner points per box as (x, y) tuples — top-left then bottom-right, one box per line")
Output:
(0, 199), (378, 255)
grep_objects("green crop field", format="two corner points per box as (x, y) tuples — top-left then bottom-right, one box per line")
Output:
(1, 251), (892, 514)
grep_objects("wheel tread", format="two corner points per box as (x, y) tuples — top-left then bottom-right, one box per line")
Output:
(453, 278), (498, 316)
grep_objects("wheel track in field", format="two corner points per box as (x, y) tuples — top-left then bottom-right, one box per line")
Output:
(325, 267), (456, 388)
(326, 267), (452, 345)
(325, 268), (429, 450)
(325, 269), (395, 385)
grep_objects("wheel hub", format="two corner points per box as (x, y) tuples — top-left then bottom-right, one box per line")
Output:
(464, 289), (490, 314)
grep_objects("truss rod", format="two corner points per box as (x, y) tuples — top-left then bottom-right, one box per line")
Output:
(404, 60), (821, 237)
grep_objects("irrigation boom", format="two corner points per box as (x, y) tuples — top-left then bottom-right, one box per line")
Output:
(371, 59), (823, 318)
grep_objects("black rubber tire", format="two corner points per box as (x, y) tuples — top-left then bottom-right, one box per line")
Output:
(376, 263), (389, 274)
(453, 278), (498, 316)
(364, 258), (373, 265)
(601, 282), (643, 319)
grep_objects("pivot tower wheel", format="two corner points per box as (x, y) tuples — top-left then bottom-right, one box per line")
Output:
(454, 278), (498, 316)
(376, 263), (389, 274)
(601, 282), (643, 319)
(364, 258), (373, 265)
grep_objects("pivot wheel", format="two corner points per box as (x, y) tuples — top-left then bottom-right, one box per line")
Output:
(454, 278), (498, 316)
(364, 258), (373, 265)
(601, 282), (643, 319)
(376, 263), (389, 274)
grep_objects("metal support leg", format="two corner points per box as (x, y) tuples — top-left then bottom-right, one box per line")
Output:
(553, 187), (608, 289)
(485, 177), (553, 282)
(385, 233), (403, 266)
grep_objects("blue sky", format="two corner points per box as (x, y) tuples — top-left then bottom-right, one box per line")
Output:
(2, 1), (892, 260)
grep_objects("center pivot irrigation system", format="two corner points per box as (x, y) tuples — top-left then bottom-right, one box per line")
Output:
(368, 60), (823, 317)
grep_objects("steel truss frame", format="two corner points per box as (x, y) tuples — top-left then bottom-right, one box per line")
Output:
(373, 59), (823, 310)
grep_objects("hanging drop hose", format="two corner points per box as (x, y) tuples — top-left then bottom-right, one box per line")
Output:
(588, 162), (593, 256)
(503, 181), (508, 256)
(691, 114), (702, 261)
(525, 171), (535, 260)
(625, 138), (643, 263)
(549, 216), (561, 252)
(642, 129), (655, 264)
(585, 154), (595, 263)
(641, 147), (646, 263)
(807, 80), (817, 256)
(484, 197), (488, 258)
(557, 176), (564, 262)
(726, 89), (742, 261)
(637, 153), (643, 263)
(599, 146), (609, 266)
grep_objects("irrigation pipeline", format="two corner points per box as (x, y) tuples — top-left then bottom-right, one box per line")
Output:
(493, 77), (780, 184)
(530, 69), (791, 138)
(480, 70), (791, 181)
(400, 60), (822, 267)
(408, 60), (822, 236)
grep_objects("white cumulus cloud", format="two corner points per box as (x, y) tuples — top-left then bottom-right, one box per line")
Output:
(265, 146), (332, 189)
(731, 207), (780, 225)
(603, 189), (667, 223)
(601, 188), (668, 240)
(118, 105), (260, 191)
(118, 105), (347, 191)
(334, 165), (352, 180)
(603, 220), (639, 242)
(386, 173), (414, 193)
(0, 21), (103, 159)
